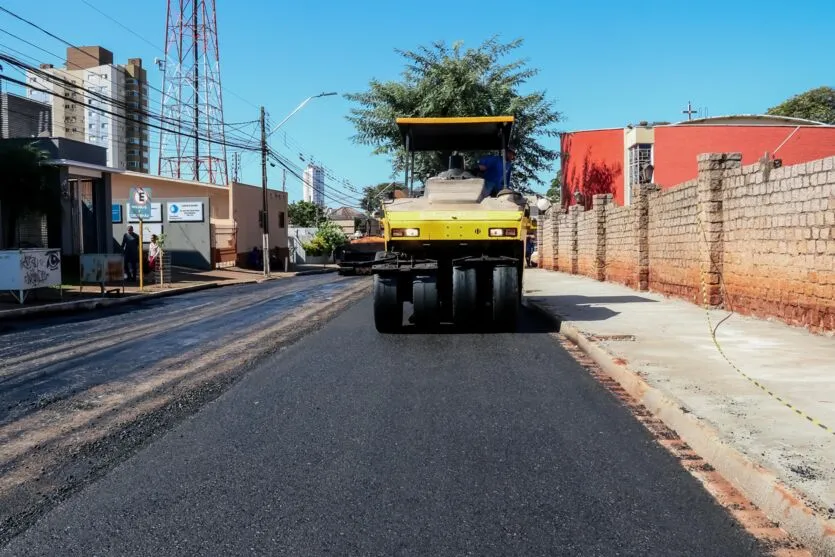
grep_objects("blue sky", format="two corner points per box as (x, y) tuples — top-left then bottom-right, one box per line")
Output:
(0, 0), (832, 205)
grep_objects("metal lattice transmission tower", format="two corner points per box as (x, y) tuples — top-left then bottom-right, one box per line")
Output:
(158, 0), (229, 185)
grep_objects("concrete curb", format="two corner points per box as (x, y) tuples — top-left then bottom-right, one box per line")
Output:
(523, 296), (835, 557)
(0, 268), (338, 323)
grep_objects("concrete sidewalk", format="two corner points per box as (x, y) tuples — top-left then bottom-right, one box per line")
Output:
(0, 264), (339, 322)
(523, 269), (835, 555)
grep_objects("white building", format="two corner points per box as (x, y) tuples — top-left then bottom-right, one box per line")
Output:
(302, 164), (325, 206)
(25, 46), (148, 172)
(81, 65), (126, 170)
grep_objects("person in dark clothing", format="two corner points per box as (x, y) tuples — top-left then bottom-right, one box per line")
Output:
(121, 225), (140, 281)
(477, 146), (516, 197)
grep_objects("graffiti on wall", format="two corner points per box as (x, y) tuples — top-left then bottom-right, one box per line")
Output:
(19, 250), (61, 288)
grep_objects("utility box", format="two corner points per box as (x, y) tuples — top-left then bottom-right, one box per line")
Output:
(0, 248), (63, 303)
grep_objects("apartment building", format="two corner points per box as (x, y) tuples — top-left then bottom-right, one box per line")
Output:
(302, 163), (325, 206)
(25, 46), (149, 172)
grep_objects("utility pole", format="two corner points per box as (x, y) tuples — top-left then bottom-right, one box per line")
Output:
(260, 106), (270, 276)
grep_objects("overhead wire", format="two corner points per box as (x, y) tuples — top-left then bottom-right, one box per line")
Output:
(1, 4), (365, 200)
(0, 48), (259, 148)
(268, 148), (361, 209)
(68, 2), (364, 196)
(0, 51), (260, 150)
(0, 8), (261, 148)
(0, 72), (259, 153)
(74, 0), (261, 111)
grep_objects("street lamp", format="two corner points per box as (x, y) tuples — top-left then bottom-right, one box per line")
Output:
(267, 92), (338, 139)
(259, 91), (337, 277)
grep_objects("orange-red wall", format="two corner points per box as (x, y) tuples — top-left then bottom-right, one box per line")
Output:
(561, 129), (625, 207)
(653, 126), (835, 187)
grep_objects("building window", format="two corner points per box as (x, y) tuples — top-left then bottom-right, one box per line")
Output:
(278, 211), (286, 228)
(628, 143), (653, 200)
(128, 161), (139, 168)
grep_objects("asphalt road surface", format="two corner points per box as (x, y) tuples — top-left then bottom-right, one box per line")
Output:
(0, 273), (355, 429)
(0, 294), (766, 556)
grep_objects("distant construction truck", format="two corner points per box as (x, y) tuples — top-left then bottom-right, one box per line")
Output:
(337, 236), (385, 275)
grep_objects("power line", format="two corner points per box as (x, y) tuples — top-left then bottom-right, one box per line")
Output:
(270, 152), (357, 207)
(0, 4), (362, 193)
(74, 0), (260, 111)
(0, 48), (258, 148)
(0, 9), (257, 146)
(266, 142), (360, 205)
(0, 73), (258, 153)
(0, 53), (260, 150)
(269, 148), (361, 208)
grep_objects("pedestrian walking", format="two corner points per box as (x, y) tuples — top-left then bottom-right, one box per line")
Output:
(121, 225), (139, 281)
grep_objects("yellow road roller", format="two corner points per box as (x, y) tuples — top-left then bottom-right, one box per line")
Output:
(370, 116), (535, 333)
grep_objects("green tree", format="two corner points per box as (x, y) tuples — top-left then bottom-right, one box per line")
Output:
(0, 143), (57, 246)
(345, 36), (562, 188)
(288, 200), (327, 227)
(544, 170), (561, 204)
(360, 182), (408, 213)
(766, 86), (835, 125)
(303, 220), (348, 258)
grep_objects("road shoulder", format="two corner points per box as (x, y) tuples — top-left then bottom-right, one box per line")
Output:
(523, 269), (835, 556)
(0, 277), (369, 545)
(0, 268), (338, 323)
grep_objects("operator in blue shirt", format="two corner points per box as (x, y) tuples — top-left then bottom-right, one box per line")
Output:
(477, 146), (516, 197)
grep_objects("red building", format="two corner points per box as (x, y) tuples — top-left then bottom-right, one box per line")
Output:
(560, 115), (835, 208)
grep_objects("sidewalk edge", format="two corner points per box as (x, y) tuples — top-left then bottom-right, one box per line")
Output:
(523, 296), (835, 557)
(0, 268), (340, 323)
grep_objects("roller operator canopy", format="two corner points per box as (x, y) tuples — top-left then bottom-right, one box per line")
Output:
(396, 116), (514, 152)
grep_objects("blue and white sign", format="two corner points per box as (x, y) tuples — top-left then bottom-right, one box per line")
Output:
(127, 202), (162, 223)
(111, 203), (122, 223)
(167, 201), (204, 222)
(128, 187), (152, 220)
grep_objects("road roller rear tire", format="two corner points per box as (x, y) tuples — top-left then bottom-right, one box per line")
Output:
(452, 266), (478, 327)
(492, 265), (518, 332)
(373, 275), (401, 333)
(412, 275), (439, 329)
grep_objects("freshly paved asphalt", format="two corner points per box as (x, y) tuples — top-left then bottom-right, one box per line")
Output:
(0, 296), (766, 556)
(0, 273), (354, 429)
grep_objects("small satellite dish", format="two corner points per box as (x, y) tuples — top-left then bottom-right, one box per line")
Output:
(536, 197), (552, 212)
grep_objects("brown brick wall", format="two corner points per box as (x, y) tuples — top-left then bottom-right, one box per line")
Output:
(604, 203), (638, 288)
(647, 180), (700, 303)
(576, 209), (598, 278)
(535, 152), (835, 333)
(557, 212), (574, 273)
(722, 156), (835, 331)
(538, 213), (557, 270)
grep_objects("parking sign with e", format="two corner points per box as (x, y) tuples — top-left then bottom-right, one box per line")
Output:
(128, 187), (152, 220)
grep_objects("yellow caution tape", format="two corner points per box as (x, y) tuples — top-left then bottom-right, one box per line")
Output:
(695, 213), (833, 435)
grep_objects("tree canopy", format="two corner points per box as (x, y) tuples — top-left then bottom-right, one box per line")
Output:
(545, 170), (561, 204)
(360, 182), (408, 213)
(766, 86), (835, 125)
(288, 200), (327, 228)
(302, 220), (348, 257)
(345, 37), (562, 190)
